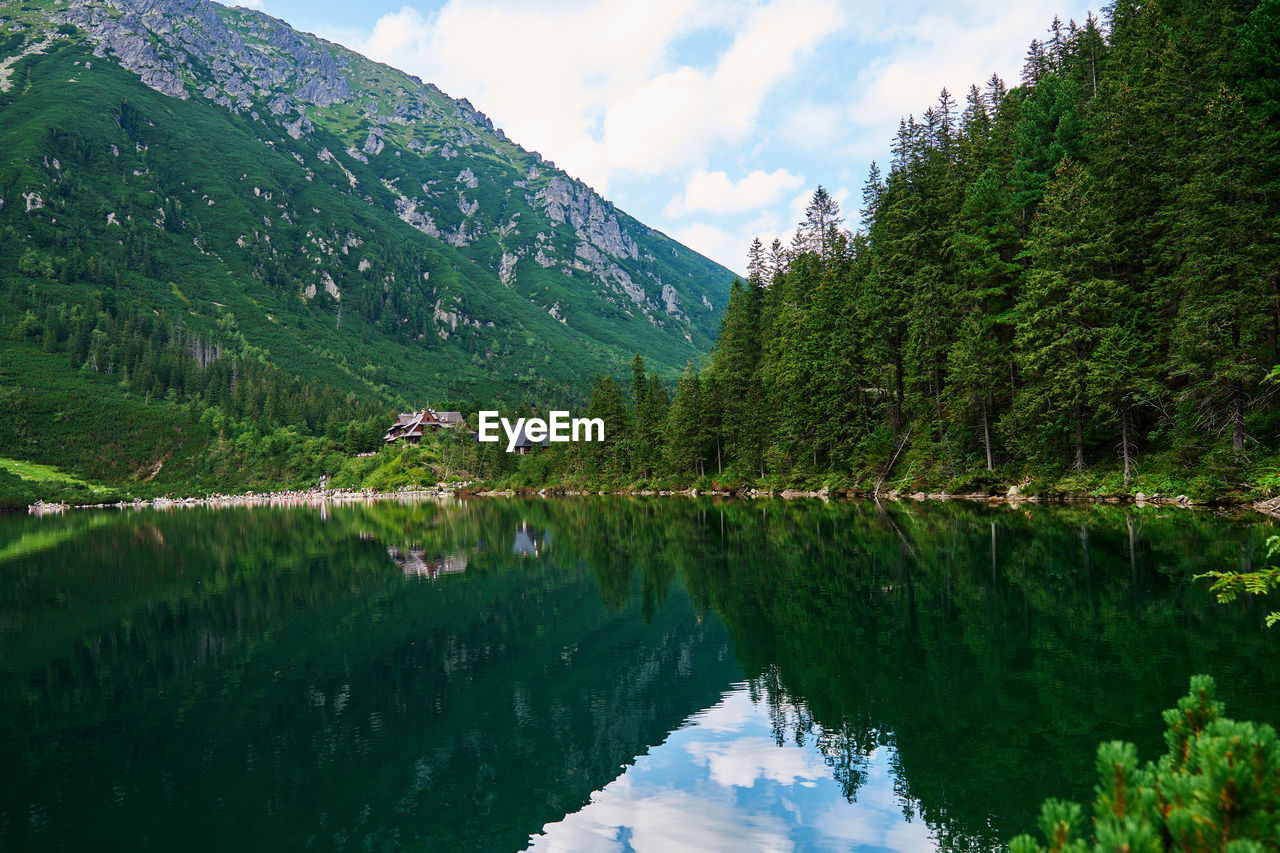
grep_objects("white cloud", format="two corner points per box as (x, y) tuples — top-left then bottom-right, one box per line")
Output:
(670, 222), (749, 273)
(302, 0), (1094, 272)
(665, 168), (805, 218)
(686, 684), (758, 732)
(338, 0), (844, 191)
(843, 0), (1095, 155)
(777, 101), (847, 153)
(661, 180), (854, 270)
(787, 189), (812, 227)
(787, 185), (852, 225)
(810, 749), (939, 853)
(831, 186), (852, 216)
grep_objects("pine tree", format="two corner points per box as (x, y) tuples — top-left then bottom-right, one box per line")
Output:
(709, 278), (766, 477)
(798, 186), (843, 258)
(1010, 72), (1081, 231)
(636, 373), (669, 478)
(746, 237), (767, 287)
(665, 362), (707, 476)
(1010, 676), (1280, 852)
(947, 167), (1021, 472)
(586, 375), (631, 478)
(1014, 161), (1115, 472)
(630, 352), (647, 408)
(859, 161), (883, 231)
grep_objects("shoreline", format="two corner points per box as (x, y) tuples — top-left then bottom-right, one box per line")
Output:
(467, 485), (1280, 518)
(26, 484), (465, 515)
(23, 483), (1280, 519)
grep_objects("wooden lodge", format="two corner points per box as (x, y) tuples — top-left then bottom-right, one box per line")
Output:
(384, 409), (466, 444)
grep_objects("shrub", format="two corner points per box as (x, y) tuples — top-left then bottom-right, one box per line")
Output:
(1010, 675), (1280, 853)
(0, 469), (37, 511)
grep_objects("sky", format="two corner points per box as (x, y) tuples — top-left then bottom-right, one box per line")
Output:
(225, 0), (1098, 273)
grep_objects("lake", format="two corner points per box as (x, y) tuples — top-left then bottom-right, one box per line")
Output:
(1, 498), (1278, 851)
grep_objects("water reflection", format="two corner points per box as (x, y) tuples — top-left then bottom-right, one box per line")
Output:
(387, 546), (469, 578)
(529, 684), (935, 853)
(0, 498), (1277, 852)
(513, 521), (551, 558)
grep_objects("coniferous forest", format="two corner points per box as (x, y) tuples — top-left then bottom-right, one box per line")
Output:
(487, 0), (1280, 498)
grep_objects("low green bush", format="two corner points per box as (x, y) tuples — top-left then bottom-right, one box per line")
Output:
(1011, 675), (1279, 853)
(0, 469), (37, 511)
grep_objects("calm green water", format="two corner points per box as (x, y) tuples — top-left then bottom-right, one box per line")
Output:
(1, 498), (1278, 852)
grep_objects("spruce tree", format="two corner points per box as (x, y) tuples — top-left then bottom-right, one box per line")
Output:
(666, 363), (707, 477)
(1014, 161), (1114, 472)
(586, 375), (631, 478)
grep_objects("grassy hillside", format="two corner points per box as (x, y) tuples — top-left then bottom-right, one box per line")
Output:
(0, 339), (368, 501)
(1, 38), (689, 398)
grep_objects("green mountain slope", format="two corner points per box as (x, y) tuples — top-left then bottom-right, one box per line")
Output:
(0, 0), (734, 407)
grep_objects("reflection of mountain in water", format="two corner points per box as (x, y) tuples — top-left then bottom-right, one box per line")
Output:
(387, 546), (468, 578)
(0, 500), (739, 853)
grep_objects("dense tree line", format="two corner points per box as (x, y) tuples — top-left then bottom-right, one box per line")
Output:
(5, 286), (391, 453)
(514, 0), (1280, 493)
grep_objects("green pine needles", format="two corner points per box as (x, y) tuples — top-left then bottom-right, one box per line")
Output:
(1197, 536), (1280, 628)
(1010, 676), (1280, 853)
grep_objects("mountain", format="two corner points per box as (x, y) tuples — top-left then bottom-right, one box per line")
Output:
(0, 0), (735, 407)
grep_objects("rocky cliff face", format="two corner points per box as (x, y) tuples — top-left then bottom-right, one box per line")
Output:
(34, 0), (731, 336)
(58, 0), (351, 105)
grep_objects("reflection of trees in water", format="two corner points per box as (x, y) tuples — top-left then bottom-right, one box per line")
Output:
(675, 500), (1280, 851)
(748, 664), (878, 802)
(0, 499), (741, 852)
(523, 498), (1278, 850)
(2, 498), (1278, 852)
(386, 546), (468, 577)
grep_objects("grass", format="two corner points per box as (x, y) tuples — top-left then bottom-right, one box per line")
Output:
(0, 454), (121, 510)
(0, 457), (113, 493)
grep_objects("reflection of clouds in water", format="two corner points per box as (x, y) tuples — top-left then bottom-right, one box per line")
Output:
(812, 757), (937, 853)
(684, 685), (759, 733)
(686, 736), (827, 789)
(514, 522), (551, 557)
(526, 684), (939, 853)
(684, 691), (828, 788)
(526, 777), (794, 852)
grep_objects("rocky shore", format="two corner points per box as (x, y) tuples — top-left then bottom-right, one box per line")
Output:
(27, 482), (1280, 518)
(28, 484), (466, 515)
(466, 484), (1280, 517)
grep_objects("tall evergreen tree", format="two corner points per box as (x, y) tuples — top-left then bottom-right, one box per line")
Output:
(586, 375), (631, 477)
(709, 279), (766, 477)
(666, 363), (708, 476)
(1014, 161), (1116, 472)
